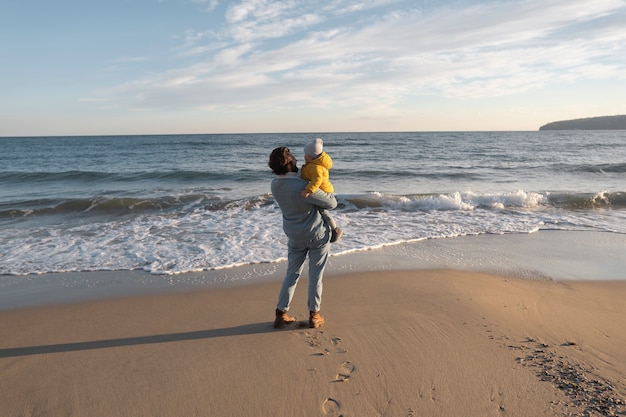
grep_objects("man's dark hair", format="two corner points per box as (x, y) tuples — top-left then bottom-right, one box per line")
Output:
(268, 147), (296, 175)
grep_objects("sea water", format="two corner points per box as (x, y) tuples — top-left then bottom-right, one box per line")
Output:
(1, 131), (625, 279)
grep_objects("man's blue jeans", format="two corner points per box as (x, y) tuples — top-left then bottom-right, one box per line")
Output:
(276, 233), (331, 313)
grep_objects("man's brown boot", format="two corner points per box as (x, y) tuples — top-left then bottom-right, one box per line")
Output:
(309, 311), (325, 328)
(274, 309), (296, 329)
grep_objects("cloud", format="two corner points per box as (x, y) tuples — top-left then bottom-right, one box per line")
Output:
(224, 1), (326, 42)
(189, 0), (220, 12)
(88, 0), (626, 113)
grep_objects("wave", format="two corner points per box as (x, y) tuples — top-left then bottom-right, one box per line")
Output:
(545, 191), (626, 209)
(0, 193), (277, 219)
(2, 189), (624, 276)
(0, 169), (264, 185)
(335, 169), (486, 181)
(2, 190), (624, 221)
(4, 164), (624, 190)
(553, 163), (626, 174)
(341, 190), (626, 211)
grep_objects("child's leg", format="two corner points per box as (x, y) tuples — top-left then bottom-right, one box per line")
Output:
(319, 208), (337, 230)
(319, 208), (342, 242)
(316, 190), (343, 242)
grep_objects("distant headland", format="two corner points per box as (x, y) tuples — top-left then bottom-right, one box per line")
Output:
(539, 115), (626, 130)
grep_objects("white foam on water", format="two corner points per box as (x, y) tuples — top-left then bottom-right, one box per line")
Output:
(2, 190), (624, 276)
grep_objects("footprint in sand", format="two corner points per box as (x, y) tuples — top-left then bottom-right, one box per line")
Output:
(322, 397), (343, 416)
(335, 361), (355, 382)
(302, 329), (332, 356)
(331, 336), (348, 353)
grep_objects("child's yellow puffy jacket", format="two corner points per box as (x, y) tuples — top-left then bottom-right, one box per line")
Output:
(301, 151), (334, 194)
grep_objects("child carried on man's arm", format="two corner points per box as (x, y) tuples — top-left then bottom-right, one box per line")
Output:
(300, 138), (343, 242)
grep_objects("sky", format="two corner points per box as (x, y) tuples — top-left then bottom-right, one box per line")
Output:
(2, 0), (626, 136)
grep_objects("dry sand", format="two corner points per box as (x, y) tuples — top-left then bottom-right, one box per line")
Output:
(1, 269), (625, 417)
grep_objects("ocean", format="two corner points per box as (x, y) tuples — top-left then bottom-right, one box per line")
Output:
(1, 131), (625, 280)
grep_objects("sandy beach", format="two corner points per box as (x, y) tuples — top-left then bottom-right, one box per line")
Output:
(1, 267), (625, 417)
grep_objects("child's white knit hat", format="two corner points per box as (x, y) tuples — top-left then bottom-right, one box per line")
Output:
(304, 138), (324, 158)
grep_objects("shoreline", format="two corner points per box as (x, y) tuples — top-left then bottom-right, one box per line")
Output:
(1, 269), (625, 416)
(1, 229), (624, 311)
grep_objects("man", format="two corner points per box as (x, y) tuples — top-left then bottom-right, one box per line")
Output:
(268, 146), (338, 329)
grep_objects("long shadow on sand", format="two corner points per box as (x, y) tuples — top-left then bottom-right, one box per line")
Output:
(0, 322), (276, 358)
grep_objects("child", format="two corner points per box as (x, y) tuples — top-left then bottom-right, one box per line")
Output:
(300, 138), (343, 242)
